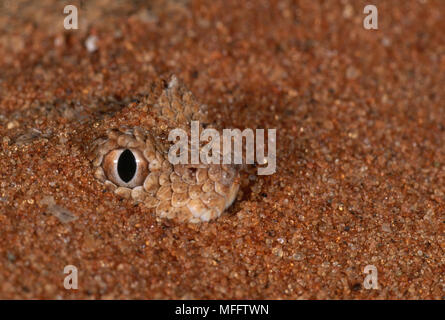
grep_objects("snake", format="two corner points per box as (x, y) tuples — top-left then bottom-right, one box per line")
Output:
(89, 76), (240, 223)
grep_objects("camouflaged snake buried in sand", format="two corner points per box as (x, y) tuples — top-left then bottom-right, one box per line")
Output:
(89, 76), (240, 223)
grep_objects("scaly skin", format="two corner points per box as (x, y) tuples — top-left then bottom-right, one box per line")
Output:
(89, 76), (240, 223)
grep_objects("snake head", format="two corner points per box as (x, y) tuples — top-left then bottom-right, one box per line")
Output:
(89, 76), (240, 223)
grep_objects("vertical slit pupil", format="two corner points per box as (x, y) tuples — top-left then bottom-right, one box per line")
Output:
(117, 149), (137, 183)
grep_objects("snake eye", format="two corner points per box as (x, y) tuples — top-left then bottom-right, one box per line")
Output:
(103, 148), (148, 188)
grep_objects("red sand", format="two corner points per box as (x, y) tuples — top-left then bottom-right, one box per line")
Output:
(0, 0), (444, 299)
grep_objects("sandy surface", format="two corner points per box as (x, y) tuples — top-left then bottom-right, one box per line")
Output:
(0, 0), (444, 299)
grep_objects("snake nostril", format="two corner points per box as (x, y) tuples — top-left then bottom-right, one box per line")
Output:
(117, 149), (137, 182)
